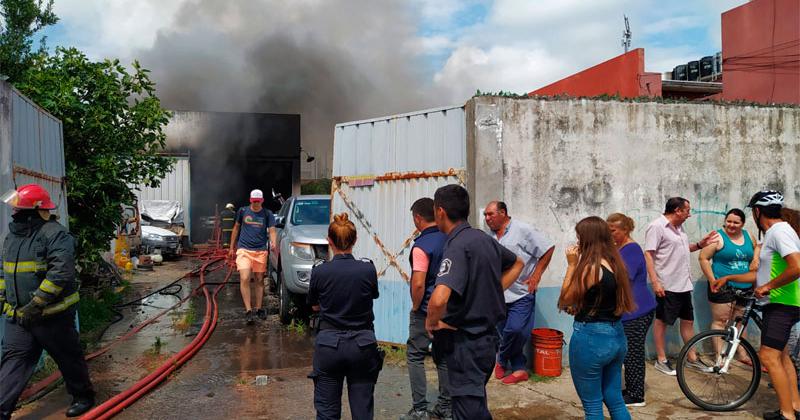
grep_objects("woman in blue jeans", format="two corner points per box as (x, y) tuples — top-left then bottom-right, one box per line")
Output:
(559, 216), (636, 420)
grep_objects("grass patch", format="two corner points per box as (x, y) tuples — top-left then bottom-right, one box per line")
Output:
(172, 300), (196, 332)
(78, 287), (122, 333)
(145, 336), (165, 356)
(30, 354), (58, 382)
(78, 285), (127, 350)
(287, 319), (308, 335)
(379, 343), (407, 366)
(528, 373), (557, 383)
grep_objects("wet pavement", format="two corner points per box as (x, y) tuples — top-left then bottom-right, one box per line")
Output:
(14, 258), (783, 419)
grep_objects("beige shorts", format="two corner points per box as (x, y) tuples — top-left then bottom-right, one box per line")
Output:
(235, 249), (267, 273)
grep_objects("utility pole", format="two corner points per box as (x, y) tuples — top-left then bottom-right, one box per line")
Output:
(622, 15), (632, 53)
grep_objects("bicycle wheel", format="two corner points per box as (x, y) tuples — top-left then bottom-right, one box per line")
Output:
(676, 329), (761, 411)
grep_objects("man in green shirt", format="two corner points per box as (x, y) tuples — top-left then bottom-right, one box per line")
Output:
(749, 191), (800, 420)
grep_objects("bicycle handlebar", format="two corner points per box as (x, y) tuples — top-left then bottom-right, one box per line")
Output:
(732, 288), (755, 299)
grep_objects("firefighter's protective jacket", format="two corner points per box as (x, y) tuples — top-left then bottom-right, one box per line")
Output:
(1, 213), (80, 318)
(221, 208), (236, 247)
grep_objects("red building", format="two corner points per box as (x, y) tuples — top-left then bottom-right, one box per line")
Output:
(531, 48), (662, 98)
(529, 0), (799, 105)
(720, 0), (799, 104)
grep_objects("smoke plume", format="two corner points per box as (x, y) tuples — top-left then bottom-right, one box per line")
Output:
(137, 0), (443, 170)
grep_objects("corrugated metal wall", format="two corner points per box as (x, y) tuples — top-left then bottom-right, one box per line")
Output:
(333, 105), (466, 177)
(0, 81), (69, 244)
(331, 105), (467, 344)
(0, 81), (68, 357)
(132, 156), (191, 239)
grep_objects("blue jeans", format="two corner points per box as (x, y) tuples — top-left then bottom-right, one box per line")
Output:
(496, 293), (536, 372)
(568, 320), (630, 420)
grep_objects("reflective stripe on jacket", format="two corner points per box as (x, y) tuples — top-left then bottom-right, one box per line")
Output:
(1, 215), (80, 317)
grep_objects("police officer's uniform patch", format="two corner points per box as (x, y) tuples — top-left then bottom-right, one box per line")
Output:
(437, 258), (452, 277)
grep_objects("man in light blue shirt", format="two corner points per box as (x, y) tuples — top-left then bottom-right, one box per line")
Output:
(484, 201), (554, 384)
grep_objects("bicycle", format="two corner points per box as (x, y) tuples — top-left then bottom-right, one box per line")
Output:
(676, 289), (764, 411)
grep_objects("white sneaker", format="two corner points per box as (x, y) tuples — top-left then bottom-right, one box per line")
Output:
(654, 359), (676, 376)
(686, 358), (714, 373)
(623, 394), (647, 407)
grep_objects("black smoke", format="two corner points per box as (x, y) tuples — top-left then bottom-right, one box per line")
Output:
(137, 0), (442, 168)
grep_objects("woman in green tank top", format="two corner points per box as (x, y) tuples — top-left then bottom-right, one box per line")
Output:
(698, 209), (760, 362)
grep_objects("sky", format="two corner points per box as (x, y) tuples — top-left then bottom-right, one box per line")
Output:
(37, 0), (747, 169)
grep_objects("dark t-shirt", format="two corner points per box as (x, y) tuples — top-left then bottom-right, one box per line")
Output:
(235, 206), (275, 250)
(410, 226), (447, 315)
(575, 266), (620, 323)
(308, 254), (379, 330)
(435, 222), (518, 334)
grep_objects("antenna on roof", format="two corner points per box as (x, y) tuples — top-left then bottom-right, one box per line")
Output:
(622, 15), (632, 53)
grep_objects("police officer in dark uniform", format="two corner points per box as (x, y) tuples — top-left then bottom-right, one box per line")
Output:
(0, 184), (95, 419)
(426, 185), (523, 420)
(221, 203), (236, 248)
(308, 212), (383, 420)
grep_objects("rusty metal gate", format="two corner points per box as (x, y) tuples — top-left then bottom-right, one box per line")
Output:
(331, 171), (465, 344)
(331, 105), (466, 344)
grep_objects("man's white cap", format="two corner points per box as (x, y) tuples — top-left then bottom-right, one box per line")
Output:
(250, 189), (264, 202)
(225, 203), (235, 210)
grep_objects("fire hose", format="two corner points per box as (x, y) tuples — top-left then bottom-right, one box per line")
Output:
(80, 253), (233, 419)
(18, 211), (234, 416)
(18, 252), (230, 403)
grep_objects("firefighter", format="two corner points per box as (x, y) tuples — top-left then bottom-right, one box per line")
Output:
(0, 184), (94, 419)
(221, 203), (236, 248)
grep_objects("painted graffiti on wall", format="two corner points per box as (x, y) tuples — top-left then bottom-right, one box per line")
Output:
(468, 96), (800, 359)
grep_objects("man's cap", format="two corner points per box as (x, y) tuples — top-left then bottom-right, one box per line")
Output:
(225, 203), (235, 210)
(250, 189), (264, 202)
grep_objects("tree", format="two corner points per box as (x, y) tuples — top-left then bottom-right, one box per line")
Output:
(301, 178), (332, 195)
(17, 47), (174, 271)
(0, 0), (57, 82)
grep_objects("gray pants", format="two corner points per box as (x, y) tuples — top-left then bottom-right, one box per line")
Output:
(407, 311), (450, 412)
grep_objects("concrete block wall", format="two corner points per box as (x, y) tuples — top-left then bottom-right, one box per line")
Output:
(467, 96), (800, 360)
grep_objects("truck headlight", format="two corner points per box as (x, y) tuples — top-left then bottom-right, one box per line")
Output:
(290, 242), (314, 260)
(145, 233), (163, 240)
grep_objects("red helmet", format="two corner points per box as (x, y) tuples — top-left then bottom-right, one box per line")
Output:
(1, 184), (57, 210)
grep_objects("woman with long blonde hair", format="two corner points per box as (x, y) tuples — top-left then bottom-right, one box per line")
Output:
(559, 216), (635, 420)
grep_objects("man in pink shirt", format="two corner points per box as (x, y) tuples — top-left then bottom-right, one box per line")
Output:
(401, 198), (451, 420)
(644, 197), (719, 376)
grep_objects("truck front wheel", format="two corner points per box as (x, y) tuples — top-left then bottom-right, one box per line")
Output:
(278, 271), (294, 325)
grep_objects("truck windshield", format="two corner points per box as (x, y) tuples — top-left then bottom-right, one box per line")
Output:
(291, 199), (331, 226)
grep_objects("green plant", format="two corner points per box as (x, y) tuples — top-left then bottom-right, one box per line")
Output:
(3, 1), (174, 275)
(0, 0), (58, 83)
(78, 286), (122, 334)
(287, 319), (307, 334)
(17, 48), (174, 273)
(528, 373), (557, 383)
(173, 300), (196, 332)
(29, 354), (58, 383)
(486, 91), (800, 109)
(474, 89), (530, 99)
(378, 343), (407, 366)
(149, 336), (164, 355)
(301, 178), (332, 195)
